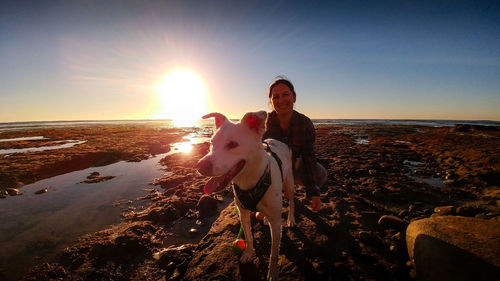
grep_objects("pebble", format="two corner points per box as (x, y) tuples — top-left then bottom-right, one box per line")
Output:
(389, 245), (397, 252)
(34, 187), (48, 195)
(443, 179), (455, 185)
(391, 232), (401, 240)
(87, 171), (100, 179)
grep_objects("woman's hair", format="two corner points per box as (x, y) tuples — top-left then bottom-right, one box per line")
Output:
(268, 76), (296, 98)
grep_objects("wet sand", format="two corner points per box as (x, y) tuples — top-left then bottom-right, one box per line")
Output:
(1, 123), (499, 280)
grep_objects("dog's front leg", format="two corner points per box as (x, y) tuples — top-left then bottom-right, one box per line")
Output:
(239, 207), (255, 263)
(267, 217), (281, 281)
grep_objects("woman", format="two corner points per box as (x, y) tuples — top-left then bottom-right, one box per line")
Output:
(263, 77), (327, 212)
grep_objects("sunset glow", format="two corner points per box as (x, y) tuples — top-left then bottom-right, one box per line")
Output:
(1, 1), (499, 122)
(156, 70), (207, 127)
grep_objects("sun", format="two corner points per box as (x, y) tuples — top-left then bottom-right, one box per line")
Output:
(156, 69), (207, 127)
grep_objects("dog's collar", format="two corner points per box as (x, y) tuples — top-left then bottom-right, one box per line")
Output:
(233, 162), (272, 212)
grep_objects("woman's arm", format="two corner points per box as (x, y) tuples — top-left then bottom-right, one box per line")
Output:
(298, 117), (320, 197)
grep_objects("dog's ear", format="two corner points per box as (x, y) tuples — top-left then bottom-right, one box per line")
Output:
(203, 113), (228, 129)
(241, 111), (267, 135)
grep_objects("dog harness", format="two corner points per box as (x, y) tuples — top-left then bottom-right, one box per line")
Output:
(233, 142), (284, 212)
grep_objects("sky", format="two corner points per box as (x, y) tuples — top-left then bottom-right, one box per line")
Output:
(1, 0), (499, 122)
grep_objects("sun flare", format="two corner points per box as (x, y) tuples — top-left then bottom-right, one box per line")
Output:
(156, 70), (207, 127)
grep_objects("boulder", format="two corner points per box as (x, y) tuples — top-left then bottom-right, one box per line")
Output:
(406, 216), (500, 281)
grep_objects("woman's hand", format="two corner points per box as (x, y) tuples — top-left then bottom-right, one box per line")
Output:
(311, 196), (321, 212)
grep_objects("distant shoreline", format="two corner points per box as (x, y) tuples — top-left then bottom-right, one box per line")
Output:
(1, 118), (499, 130)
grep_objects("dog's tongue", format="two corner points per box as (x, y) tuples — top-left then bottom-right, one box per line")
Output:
(204, 160), (245, 195)
(204, 176), (226, 195)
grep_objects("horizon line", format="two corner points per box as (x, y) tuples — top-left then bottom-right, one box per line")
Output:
(1, 118), (499, 125)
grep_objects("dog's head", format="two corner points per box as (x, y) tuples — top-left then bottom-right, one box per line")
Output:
(196, 110), (267, 194)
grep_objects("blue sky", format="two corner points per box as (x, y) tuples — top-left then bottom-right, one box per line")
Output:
(1, 0), (499, 122)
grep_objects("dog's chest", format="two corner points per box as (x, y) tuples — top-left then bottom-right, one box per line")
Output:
(233, 163), (272, 212)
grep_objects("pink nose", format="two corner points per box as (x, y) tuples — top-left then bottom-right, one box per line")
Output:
(197, 159), (212, 175)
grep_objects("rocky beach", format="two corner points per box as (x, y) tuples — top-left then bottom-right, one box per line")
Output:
(1, 122), (499, 281)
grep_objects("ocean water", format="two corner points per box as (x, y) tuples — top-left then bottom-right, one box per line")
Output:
(1, 118), (498, 132)
(312, 119), (500, 127)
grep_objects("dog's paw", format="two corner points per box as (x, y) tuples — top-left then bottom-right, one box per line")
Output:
(287, 218), (296, 227)
(240, 249), (255, 263)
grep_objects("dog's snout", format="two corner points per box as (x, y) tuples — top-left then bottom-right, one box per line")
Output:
(197, 159), (213, 175)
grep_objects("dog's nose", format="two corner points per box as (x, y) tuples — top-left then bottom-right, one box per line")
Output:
(197, 159), (212, 175)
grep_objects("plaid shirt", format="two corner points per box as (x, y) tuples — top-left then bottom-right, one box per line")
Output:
(263, 110), (320, 196)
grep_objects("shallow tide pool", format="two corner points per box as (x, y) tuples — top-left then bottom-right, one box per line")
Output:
(0, 133), (211, 281)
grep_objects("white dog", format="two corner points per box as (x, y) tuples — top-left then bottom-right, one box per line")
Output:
(197, 111), (295, 281)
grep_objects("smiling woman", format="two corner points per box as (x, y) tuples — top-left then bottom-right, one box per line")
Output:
(156, 70), (207, 127)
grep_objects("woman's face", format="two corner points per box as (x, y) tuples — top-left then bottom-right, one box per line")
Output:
(270, 83), (296, 116)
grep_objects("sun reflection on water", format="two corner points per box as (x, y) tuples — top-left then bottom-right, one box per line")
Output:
(171, 133), (212, 154)
(175, 141), (193, 153)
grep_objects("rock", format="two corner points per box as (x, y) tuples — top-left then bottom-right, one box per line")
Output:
(456, 206), (479, 217)
(358, 230), (379, 245)
(6, 188), (19, 196)
(398, 209), (409, 217)
(81, 175), (115, 184)
(87, 172), (100, 179)
(391, 232), (402, 240)
(23, 262), (67, 280)
(196, 195), (218, 218)
(372, 188), (388, 200)
(34, 187), (48, 195)
(154, 244), (195, 267)
(389, 244), (397, 252)
(378, 215), (408, 230)
(406, 216), (500, 281)
(450, 124), (499, 133)
(183, 202), (242, 281)
(444, 179), (455, 185)
(475, 213), (487, 219)
(433, 206), (456, 216)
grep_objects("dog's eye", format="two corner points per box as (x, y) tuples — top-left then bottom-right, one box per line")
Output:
(225, 141), (238, 149)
